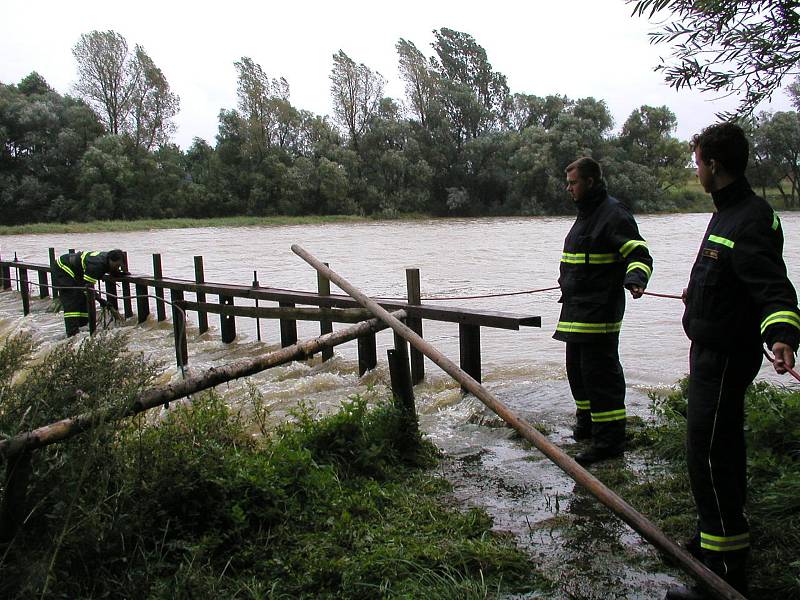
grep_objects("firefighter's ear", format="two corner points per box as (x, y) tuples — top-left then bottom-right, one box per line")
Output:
(709, 159), (718, 176)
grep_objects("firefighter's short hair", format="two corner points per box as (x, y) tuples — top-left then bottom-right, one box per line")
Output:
(691, 122), (749, 176)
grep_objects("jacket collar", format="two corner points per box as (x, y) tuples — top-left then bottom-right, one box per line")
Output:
(711, 177), (753, 211)
(576, 182), (608, 217)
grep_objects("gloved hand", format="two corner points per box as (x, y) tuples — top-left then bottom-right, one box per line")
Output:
(95, 293), (108, 308)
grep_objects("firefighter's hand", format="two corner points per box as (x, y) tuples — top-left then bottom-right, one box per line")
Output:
(771, 342), (796, 374)
(681, 287), (688, 305)
(626, 284), (644, 299)
(96, 294), (108, 308)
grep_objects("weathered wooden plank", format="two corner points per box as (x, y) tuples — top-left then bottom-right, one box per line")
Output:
(183, 300), (372, 323)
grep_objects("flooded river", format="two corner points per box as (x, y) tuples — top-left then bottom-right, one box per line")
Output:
(2, 212), (799, 598)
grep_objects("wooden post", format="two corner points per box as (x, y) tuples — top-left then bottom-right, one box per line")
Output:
(135, 283), (149, 324)
(219, 295), (236, 343)
(87, 288), (97, 335)
(387, 348), (416, 423)
(0, 250), (10, 291)
(48, 247), (58, 299)
(19, 268), (30, 316)
(406, 268), (424, 384)
(194, 256), (208, 334)
(252, 271), (261, 342)
(171, 289), (188, 368)
(318, 263), (333, 361)
(0, 451), (32, 543)
(357, 334), (377, 376)
(152, 254), (166, 322)
(38, 269), (49, 299)
(121, 252), (133, 319)
(279, 301), (298, 348)
(459, 324), (481, 393)
(104, 277), (118, 312)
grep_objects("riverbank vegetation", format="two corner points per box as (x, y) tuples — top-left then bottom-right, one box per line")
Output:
(3, 24), (799, 227)
(614, 379), (800, 599)
(0, 332), (547, 599)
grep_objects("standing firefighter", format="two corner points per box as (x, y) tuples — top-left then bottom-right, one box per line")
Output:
(555, 157), (653, 465)
(665, 123), (799, 600)
(53, 249), (126, 337)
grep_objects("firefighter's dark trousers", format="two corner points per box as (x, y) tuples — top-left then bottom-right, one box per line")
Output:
(687, 342), (762, 588)
(53, 270), (88, 337)
(565, 338), (626, 449)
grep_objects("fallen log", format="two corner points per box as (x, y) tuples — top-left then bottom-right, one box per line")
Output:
(0, 311), (404, 459)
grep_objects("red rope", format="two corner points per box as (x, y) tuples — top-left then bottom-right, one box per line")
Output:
(643, 290), (682, 300)
(418, 286), (561, 302)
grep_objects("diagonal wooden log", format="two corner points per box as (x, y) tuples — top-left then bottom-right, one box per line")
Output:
(0, 311), (403, 459)
(290, 243), (744, 600)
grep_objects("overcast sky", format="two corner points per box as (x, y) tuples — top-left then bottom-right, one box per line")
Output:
(1, 0), (793, 150)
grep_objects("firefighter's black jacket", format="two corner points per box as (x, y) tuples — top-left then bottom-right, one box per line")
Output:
(683, 177), (800, 352)
(55, 251), (115, 286)
(554, 183), (653, 343)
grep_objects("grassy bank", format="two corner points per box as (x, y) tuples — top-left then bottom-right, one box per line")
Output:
(0, 215), (380, 236)
(0, 332), (546, 599)
(611, 379), (800, 599)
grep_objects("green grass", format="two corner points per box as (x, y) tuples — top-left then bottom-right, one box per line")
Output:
(0, 332), (546, 599)
(0, 213), (437, 236)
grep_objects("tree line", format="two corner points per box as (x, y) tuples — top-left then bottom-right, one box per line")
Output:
(1, 27), (798, 226)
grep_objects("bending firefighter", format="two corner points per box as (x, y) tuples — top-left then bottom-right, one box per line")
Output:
(665, 123), (800, 600)
(53, 249), (126, 337)
(555, 157), (653, 465)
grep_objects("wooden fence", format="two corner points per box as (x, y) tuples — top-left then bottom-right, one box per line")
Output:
(0, 248), (540, 387)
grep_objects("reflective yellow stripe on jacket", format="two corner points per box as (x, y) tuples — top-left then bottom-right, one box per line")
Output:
(626, 261), (652, 278)
(561, 252), (620, 264)
(708, 234), (734, 248)
(619, 239), (647, 258)
(760, 310), (800, 334)
(81, 251), (101, 284)
(56, 256), (75, 279)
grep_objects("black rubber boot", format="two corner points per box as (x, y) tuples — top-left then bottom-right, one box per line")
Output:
(665, 549), (748, 599)
(572, 410), (592, 441)
(575, 420), (625, 465)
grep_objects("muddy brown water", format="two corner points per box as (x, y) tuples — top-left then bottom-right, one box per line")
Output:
(2, 213), (799, 598)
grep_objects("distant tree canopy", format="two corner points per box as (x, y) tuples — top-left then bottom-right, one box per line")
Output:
(72, 31), (179, 151)
(1, 26), (795, 226)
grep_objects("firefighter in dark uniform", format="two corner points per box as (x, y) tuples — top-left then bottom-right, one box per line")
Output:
(555, 157), (653, 465)
(52, 249), (126, 337)
(665, 123), (799, 600)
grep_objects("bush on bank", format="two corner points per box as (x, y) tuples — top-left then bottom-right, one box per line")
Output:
(0, 332), (545, 599)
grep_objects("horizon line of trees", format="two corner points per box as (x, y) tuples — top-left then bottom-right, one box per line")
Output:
(2, 26), (799, 226)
